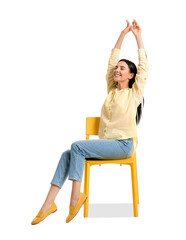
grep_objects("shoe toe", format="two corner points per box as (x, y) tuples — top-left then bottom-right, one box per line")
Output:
(31, 217), (41, 225)
(66, 206), (74, 223)
(66, 216), (70, 223)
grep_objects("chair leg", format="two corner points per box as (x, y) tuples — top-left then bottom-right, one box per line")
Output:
(135, 160), (139, 204)
(131, 161), (138, 217)
(84, 161), (90, 217)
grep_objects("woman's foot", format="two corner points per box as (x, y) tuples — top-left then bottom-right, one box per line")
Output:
(66, 193), (87, 223)
(31, 202), (57, 225)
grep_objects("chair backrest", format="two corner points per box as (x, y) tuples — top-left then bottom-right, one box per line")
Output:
(86, 117), (100, 139)
(86, 117), (136, 160)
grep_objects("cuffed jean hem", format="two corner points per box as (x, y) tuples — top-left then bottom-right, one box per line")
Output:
(68, 176), (82, 182)
(50, 181), (62, 188)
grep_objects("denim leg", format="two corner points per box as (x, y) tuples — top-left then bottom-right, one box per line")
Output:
(68, 139), (133, 183)
(116, 138), (134, 158)
(50, 150), (71, 188)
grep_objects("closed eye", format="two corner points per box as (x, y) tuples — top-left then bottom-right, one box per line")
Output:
(115, 66), (125, 69)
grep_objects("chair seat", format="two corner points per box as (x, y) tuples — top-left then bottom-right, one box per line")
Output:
(85, 154), (134, 165)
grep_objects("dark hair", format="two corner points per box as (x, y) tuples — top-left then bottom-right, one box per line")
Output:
(116, 59), (144, 125)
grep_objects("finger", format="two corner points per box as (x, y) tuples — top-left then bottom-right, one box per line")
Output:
(126, 20), (130, 26)
(133, 19), (139, 26)
(132, 21), (137, 28)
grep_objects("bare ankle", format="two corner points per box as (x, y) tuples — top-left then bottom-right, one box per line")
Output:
(70, 199), (78, 208)
(42, 201), (53, 210)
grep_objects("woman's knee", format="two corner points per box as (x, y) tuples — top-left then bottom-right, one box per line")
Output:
(71, 141), (81, 150)
(59, 149), (71, 163)
(71, 141), (85, 156)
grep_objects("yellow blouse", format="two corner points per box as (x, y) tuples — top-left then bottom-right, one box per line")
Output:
(98, 47), (149, 153)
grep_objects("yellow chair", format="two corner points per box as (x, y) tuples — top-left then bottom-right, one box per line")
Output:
(83, 117), (139, 217)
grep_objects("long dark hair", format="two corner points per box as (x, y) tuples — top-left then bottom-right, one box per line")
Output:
(116, 59), (144, 125)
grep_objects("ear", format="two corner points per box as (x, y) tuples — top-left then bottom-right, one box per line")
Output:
(129, 73), (134, 79)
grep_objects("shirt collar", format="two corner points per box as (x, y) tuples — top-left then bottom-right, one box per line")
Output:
(115, 87), (130, 93)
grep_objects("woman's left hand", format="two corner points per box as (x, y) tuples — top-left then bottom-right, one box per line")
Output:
(130, 19), (142, 38)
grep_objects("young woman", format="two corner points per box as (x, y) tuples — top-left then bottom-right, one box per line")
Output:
(31, 19), (149, 224)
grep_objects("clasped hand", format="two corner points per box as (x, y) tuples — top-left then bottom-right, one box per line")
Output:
(122, 19), (141, 38)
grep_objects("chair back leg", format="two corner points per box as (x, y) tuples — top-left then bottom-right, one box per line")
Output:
(130, 159), (139, 217)
(135, 160), (139, 204)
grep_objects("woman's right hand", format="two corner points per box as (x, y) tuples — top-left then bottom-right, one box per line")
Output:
(121, 20), (132, 35)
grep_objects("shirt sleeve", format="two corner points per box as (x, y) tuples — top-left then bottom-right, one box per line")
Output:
(132, 48), (149, 107)
(106, 48), (121, 94)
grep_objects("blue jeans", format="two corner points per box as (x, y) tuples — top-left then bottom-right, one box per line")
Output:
(50, 138), (133, 188)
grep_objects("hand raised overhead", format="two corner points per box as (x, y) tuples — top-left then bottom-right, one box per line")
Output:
(130, 19), (142, 38)
(121, 20), (132, 35)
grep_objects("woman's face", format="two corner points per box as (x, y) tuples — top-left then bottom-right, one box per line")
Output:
(113, 61), (134, 84)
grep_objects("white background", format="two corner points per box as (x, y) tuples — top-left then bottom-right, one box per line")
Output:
(0, 0), (186, 239)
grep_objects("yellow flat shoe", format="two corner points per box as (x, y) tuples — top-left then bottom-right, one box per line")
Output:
(66, 192), (87, 223)
(31, 202), (57, 225)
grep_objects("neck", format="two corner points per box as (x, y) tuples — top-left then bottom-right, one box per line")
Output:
(117, 81), (129, 90)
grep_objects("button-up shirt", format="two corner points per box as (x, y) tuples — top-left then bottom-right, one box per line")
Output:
(98, 47), (149, 153)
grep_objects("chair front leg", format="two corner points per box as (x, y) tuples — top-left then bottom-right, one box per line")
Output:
(84, 161), (90, 217)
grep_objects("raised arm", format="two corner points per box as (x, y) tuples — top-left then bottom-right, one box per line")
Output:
(106, 20), (131, 94)
(130, 20), (149, 107)
(106, 44), (121, 94)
